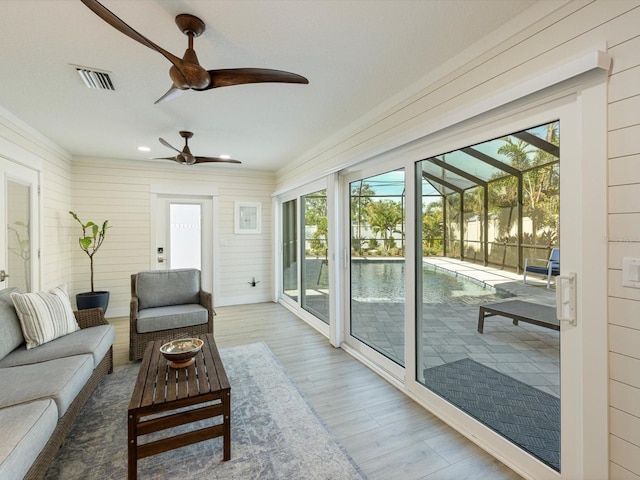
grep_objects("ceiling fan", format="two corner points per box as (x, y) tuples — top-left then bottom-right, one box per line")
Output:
(80, 0), (309, 103)
(156, 131), (241, 165)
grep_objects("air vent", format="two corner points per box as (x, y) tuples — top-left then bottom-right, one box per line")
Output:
(74, 66), (115, 90)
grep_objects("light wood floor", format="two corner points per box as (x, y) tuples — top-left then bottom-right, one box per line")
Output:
(110, 302), (523, 480)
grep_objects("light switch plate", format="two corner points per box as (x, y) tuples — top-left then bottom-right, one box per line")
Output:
(622, 257), (640, 288)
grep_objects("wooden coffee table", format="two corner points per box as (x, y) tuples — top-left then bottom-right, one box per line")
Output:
(127, 333), (230, 480)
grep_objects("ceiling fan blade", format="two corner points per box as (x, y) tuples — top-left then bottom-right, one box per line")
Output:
(202, 68), (309, 90)
(154, 85), (185, 104)
(80, 0), (185, 75)
(194, 156), (242, 164)
(159, 137), (182, 154)
(152, 156), (185, 165)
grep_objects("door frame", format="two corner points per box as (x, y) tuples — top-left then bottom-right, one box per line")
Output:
(275, 178), (332, 339)
(340, 162), (408, 383)
(150, 184), (219, 304)
(0, 156), (40, 292)
(398, 79), (608, 478)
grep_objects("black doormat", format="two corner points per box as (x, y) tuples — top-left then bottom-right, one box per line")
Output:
(423, 358), (560, 471)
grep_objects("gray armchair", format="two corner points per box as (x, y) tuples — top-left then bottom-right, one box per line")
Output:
(129, 268), (214, 361)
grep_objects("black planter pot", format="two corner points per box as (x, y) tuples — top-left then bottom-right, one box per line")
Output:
(76, 291), (110, 313)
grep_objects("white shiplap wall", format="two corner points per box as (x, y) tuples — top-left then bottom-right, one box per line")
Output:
(0, 109), (73, 290)
(608, 22), (640, 480)
(275, 1), (640, 478)
(70, 157), (275, 316)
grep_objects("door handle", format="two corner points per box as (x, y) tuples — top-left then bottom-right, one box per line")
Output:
(0, 270), (8, 282)
(556, 272), (576, 325)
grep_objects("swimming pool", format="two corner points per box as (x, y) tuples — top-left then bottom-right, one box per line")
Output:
(350, 259), (513, 304)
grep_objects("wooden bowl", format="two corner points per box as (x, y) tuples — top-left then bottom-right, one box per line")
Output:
(159, 338), (204, 368)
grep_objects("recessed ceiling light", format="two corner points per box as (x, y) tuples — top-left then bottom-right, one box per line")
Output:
(138, 146), (151, 152)
(219, 154), (230, 159)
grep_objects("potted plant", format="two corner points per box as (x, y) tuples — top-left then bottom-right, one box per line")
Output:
(69, 211), (111, 312)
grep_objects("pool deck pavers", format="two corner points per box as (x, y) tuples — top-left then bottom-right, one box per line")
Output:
(350, 257), (560, 397)
(300, 256), (560, 396)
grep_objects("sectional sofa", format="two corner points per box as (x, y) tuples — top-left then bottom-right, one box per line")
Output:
(0, 286), (115, 480)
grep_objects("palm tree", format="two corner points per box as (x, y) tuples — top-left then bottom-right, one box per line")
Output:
(497, 122), (559, 245)
(422, 201), (443, 253)
(367, 200), (403, 252)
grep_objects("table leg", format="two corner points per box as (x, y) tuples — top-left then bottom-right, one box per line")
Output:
(128, 411), (137, 480)
(223, 391), (231, 461)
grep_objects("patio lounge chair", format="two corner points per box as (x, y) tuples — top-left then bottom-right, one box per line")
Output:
(478, 299), (559, 333)
(523, 248), (560, 288)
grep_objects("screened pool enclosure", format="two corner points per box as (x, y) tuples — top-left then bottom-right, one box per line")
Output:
(348, 121), (560, 271)
(422, 120), (560, 271)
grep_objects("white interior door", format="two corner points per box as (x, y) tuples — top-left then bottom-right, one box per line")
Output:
(0, 158), (39, 291)
(153, 195), (213, 293)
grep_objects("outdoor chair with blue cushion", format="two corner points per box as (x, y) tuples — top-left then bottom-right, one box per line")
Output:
(523, 248), (560, 288)
(129, 268), (214, 360)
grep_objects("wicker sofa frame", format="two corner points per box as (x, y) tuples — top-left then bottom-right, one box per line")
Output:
(24, 307), (113, 480)
(129, 273), (214, 361)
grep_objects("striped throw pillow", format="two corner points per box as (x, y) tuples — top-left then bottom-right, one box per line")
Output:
(10, 284), (79, 349)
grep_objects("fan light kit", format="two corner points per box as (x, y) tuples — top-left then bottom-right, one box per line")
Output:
(80, 0), (309, 103)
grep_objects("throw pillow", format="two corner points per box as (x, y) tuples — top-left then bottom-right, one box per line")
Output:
(10, 284), (80, 349)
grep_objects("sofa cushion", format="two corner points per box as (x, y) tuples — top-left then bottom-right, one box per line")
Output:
(10, 284), (79, 349)
(0, 324), (115, 370)
(137, 304), (208, 333)
(136, 268), (201, 310)
(0, 399), (58, 480)
(0, 354), (93, 417)
(0, 287), (25, 361)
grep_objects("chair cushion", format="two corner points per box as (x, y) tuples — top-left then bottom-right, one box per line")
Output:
(137, 304), (208, 333)
(0, 399), (58, 480)
(0, 325), (115, 370)
(0, 287), (25, 361)
(525, 265), (559, 276)
(10, 284), (79, 349)
(0, 354), (93, 417)
(136, 269), (201, 310)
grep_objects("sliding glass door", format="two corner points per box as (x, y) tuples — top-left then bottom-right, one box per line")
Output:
(415, 120), (570, 474)
(301, 189), (329, 323)
(347, 168), (406, 367)
(276, 90), (594, 478)
(279, 183), (331, 329)
(282, 199), (298, 302)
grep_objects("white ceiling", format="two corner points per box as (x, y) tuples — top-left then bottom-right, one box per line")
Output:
(0, 0), (537, 172)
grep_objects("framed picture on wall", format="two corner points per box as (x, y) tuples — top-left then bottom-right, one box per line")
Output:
(234, 201), (261, 234)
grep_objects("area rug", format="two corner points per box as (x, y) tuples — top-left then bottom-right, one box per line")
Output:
(45, 342), (365, 479)
(423, 358), (560, 471)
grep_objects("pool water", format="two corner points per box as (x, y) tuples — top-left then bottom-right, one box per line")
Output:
(351, 260), (513, 304)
